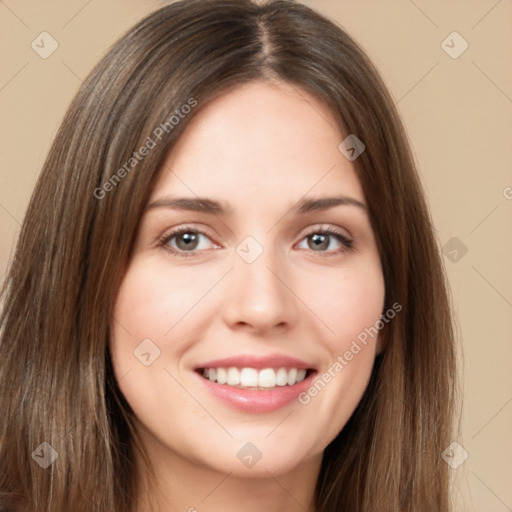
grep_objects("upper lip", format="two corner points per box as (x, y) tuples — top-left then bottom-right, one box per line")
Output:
(195, 354), (315, 371)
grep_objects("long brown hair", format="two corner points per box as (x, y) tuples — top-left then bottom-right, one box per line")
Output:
(0, 1), (458, 510)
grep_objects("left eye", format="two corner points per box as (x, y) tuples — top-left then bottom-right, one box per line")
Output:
(296, 231), (352, 252)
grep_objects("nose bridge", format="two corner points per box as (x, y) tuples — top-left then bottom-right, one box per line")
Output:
(222, 237), (297, 331)
(238, 250), (280, 298)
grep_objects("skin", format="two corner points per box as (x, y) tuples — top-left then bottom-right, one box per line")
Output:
(110, 80), (385, 512)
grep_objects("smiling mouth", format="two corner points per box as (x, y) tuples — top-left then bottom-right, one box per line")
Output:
(196, 367), (316, 390)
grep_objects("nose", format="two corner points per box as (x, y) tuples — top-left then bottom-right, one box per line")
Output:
(221, 250), (299, 335)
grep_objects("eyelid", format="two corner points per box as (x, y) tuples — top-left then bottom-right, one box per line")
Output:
(299, 223), (352, 240)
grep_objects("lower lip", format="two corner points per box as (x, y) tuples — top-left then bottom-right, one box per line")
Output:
(195, 371), (316, 413)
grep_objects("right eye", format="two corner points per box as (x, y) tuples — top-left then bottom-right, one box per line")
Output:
(159, 227), (220, 257)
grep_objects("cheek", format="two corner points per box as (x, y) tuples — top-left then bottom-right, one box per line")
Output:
(304, 260), (385, 346)
(109, 262), (181, 381)
(111, 258), (221, 348)
(295, 259), (384, 423)
(108, 261), (216, 432)
(109, 257), (232, 401)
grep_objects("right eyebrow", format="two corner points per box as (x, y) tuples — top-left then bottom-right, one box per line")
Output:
(144, 196), (231, 215)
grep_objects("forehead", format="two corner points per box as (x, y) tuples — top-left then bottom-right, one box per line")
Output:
(150, 81), (365, 206)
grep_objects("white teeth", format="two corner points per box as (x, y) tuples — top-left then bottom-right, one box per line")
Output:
(227, 367), (240, 386)
(287, 368), (297, 386)
(240, 368), (258, 387)
(216, 368), (227, 385)
(276, 368), (288, 386)
(258, 368), (276, 388)
(199, 366), (310, 389)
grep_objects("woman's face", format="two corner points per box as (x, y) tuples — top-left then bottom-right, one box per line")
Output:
(110, 81), (385, 477)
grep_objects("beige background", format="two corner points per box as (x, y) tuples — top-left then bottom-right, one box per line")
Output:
(1, 1), (511, 510)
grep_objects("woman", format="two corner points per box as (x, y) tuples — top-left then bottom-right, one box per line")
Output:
(0, 0), (458, 510)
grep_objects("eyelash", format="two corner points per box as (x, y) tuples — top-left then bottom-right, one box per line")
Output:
(158, 225), (354, 258)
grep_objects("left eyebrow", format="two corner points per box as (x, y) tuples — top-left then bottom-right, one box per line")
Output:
(294, 196), (367, 214)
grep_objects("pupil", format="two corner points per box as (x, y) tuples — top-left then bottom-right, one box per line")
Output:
(309, 233), (328, 251)
(177, 232), (198, 250)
